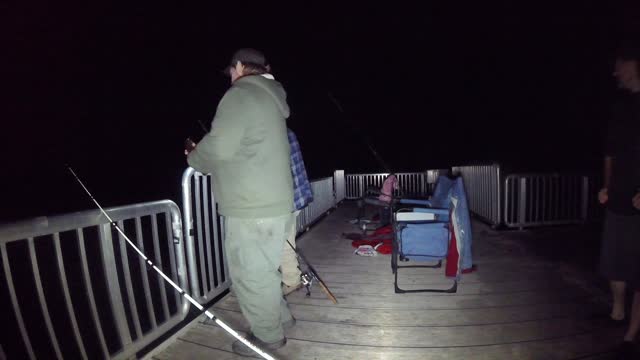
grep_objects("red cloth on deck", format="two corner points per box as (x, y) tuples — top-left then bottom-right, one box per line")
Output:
(351, 226), (394, 255)
(445, 223), (459, 277)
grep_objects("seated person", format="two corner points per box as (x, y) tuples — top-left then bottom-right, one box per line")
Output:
(357, 174), (399, 227)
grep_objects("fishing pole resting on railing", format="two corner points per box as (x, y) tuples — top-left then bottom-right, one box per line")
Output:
(66, 166), (279, 360)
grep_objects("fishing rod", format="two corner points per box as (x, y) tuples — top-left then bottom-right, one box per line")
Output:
(327, 91), (392, 173)
(66, 166), (278, 360)
(197, 119), (209, 134)
(285, 239), (338, 304)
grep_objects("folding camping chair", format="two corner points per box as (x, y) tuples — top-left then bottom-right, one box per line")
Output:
(391, 176), (473, 293)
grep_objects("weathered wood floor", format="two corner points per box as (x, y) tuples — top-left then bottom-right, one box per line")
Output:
(154, 202), (624, 359)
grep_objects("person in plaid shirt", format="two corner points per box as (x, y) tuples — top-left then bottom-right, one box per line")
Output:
(281, 128), (313, 295)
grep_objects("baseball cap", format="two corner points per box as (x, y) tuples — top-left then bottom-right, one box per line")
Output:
(223, 48), (268, 76)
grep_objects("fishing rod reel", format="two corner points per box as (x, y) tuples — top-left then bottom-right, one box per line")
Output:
(300, 271), (314, 297)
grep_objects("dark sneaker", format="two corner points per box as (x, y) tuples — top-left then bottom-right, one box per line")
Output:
(232, 332), (286, 357)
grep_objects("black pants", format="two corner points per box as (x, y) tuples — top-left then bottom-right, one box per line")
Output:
(599, 210), (640, 290)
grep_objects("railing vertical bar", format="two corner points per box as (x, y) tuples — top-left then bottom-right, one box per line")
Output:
(493, 167), (497, 223)
(117, 220), (142, 339)
(210, 191), (223, 287)
(53, 232), (89, 359)
(497, 165), (502, 225)
(526, 176), (531, 223)
(581, 177), (589, 222)
(505, 177), (510, 224)
(194, 176), (207, 296)
(182, 171), (200, 298)
(1, 243), (36, 360)
(211, 201), (224, 286)
(513, 177), (518, 224)
(483, 168), (488, 219)
(135, 217), (157, 329)
(528, 177), (533, 222)
(28, 237), (64, 360)
(220, 216), (229, 283)
(202, 179), (215, 293)
(151, 215), (170, 322)
(567, 177), (573, 220)
(567, 176), (575, 219)
(519, 177), (525, 224)
(559, 177), (564, 220)
(164, 212), (181, 310)
(531, 177), (536, 222)
(77, 229), (110, 358)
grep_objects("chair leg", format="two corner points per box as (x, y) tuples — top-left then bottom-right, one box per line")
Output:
(395, 279), (458, 294)
(394, 270), (403, 293)
(391, 242), (398, 274)
(396, 260), (442, 268)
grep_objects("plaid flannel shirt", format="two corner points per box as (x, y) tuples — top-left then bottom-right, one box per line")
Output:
(288, 129), (314, 210)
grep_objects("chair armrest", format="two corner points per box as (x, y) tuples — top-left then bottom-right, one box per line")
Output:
(396, 212), (436, 221)
(413, 207), (449, 216)
(394, 207), (449, 222)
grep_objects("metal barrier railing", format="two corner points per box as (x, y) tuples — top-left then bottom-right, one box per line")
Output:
(344, 172), (432, 199)
(0, 200), (189, 360)
(504, 173), (589, 228)
(452, 164), (503, 226)
(182, 169), (341, 264)
(296, 177), (336, 234)
(181, 168), (231, 304)
(343, 166), (592, 229)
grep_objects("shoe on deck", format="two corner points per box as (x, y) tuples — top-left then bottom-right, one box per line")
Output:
(232, 332), (286, 357)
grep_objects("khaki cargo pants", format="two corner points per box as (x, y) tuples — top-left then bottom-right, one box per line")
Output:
(281, 210), (302, 286)
(224, 213), (295, 343)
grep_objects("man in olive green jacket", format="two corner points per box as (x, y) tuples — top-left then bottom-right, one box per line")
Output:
(186, 48), (295, 355)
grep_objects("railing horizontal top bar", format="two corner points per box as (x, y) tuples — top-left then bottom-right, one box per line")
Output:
(309, 176), (334, 182)
(505, 173), (586, 179)
(0, 200), (179, 243)
(187, 167), (333, 186)
(345, 172), (425, 176)
(505, 219), (585, 227)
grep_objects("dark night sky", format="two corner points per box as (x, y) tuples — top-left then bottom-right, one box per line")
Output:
(2, 1), (639, 221)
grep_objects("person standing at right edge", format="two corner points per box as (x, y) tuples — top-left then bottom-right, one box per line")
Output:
(598, 45), (640, 359)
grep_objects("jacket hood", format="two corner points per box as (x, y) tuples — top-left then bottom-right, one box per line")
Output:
(236, 75), (290, 118)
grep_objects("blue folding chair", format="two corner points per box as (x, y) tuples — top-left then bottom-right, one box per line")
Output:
(391, 176), (473, 293)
